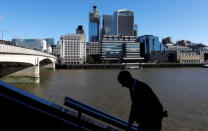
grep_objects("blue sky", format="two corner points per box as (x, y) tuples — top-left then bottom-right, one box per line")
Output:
(0, 0), (208, 44)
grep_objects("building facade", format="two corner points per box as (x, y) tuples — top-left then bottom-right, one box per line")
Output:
(177, 50), (204, 63)
(44, 38), (55, 46)
(162, 37), (174, 45)
(76, 25), (85, 34)
(101, 35), (142, 63)
(52, 42), (61, 57)
(12, 39), (47, 52)
(139, 35), (165, 61)
(60, 34), (86, 64)
(89, 5), (100, 42)
(176, 40), (192, 46)
(88, 42), (101, 55)
(112, 9), (134, 36)
(102, 15), (112, 36)
(133, 24), (138, 37)
(0, 40), (15, 45)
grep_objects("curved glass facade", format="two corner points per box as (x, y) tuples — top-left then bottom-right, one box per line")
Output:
(139, 35), (165, 60)
(113, 10), (134, 36)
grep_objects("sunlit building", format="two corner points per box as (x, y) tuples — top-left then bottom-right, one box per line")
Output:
(44, 38), (55, 46)
(112, 9), (134, 36)
(139, 35), (165, 61)
(177, 50), (204, 63)
(60, 34), (86, 64)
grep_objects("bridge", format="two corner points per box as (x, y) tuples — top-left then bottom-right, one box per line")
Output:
(0, 44), (56, 83)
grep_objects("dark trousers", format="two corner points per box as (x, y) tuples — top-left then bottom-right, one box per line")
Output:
(137, 118), (162, 131)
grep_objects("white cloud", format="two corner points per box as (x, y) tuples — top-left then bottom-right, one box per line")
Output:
(0, 15), (3, 21)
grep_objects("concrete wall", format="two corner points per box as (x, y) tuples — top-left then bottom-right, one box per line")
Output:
(1, 65), (40, 84)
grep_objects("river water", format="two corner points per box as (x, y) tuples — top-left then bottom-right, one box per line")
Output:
(12, 68), (208, 131)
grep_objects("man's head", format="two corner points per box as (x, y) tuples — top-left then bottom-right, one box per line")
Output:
(117, 70), (133, 88)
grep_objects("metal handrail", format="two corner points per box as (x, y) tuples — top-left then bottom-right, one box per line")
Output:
(64, 96), (138, 131)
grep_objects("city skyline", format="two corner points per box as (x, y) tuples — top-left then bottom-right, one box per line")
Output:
(0, 0), (208, 44)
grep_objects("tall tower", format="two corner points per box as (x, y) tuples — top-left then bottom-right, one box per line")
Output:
(89, 4), (100, 42)
(112, 9), (134, 36)
(102, 15), (112, 36)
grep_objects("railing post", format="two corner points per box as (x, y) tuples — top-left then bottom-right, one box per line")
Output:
(77, 110), (82, 126)
(78, 110), (82, 120)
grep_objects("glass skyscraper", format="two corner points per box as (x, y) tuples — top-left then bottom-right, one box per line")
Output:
(139, 35), (165, 59)
(89, 5), (100, 42)
(44, 38), (55, 46)
(112, 9), (134, 36)
(102, 15), (112, 36)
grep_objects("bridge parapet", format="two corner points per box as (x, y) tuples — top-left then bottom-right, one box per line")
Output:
(0, 44), (56, 59)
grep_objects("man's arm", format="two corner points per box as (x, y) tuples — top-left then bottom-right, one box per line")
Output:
(127, 104), (135, 130)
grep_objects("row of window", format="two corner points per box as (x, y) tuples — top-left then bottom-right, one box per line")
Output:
(180, 53), (200, 56)
(181, 59), (201, 63)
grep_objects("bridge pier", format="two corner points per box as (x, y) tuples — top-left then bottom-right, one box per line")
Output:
(41, 62), (56, 70)
(1, 65), (40, 84)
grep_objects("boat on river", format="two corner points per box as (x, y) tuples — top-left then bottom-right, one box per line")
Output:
(203, 63), (208, 68)
(125, 65), (140, 69)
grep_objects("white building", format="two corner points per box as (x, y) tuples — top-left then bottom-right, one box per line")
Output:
(46, 46), (52, 54)
(52, 41), (61, 57)
(60, 34), (86, 64)
(177, 50), (204, 64)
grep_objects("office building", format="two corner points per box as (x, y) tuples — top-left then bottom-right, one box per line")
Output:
(88, 42), (101, 55)
(133, 24), (138, 37)
(44, 38), (55, 46)
(112, 9), (134, 36)
(162, 37), (174, 45)
(139, 35), (165, 61)
(176, 40), (192, 46)
(76, 25), (85, 34)
(60, 34), (86, 64)
(12, 39), (47, 52)
(0, 39), (14, 45)
(177, 50), (204, 63)
(101, 35), (142, 63)
(102, 15), (112, 36)
(89, 5), (100, 42)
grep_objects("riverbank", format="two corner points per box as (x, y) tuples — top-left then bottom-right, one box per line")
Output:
(56, 63), (203, 69)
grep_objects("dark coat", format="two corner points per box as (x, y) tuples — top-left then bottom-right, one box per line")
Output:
(130, 79), (163, 123)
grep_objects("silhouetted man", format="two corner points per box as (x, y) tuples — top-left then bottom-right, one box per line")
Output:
(117, 71), (166, 131)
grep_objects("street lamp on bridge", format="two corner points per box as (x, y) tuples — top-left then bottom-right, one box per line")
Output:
(1, 29), (7, 44)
